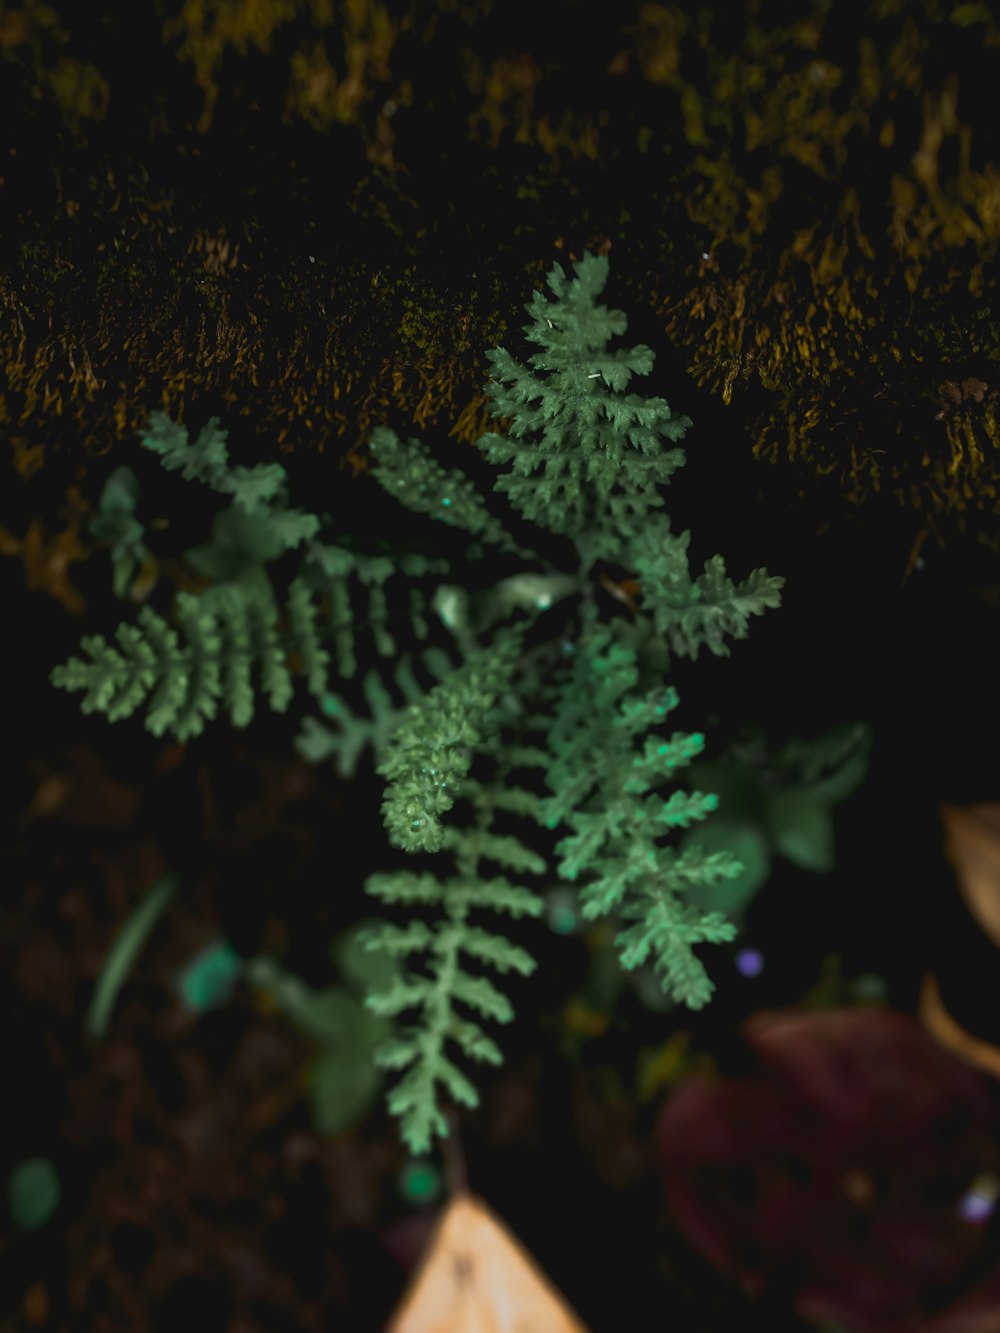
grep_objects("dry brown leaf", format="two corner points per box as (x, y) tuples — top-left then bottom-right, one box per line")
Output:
(920, 803), (1000, 1078)
(919, 971), (1000, 1081)
(939, 802), (1000, 949)
(0, 484), (91, 614)
(387, 1190), (591, 1333)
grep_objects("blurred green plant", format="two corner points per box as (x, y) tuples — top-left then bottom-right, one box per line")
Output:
(245, 920), (401, 1136)
(86, 465), (153, 601)
(85, 873), (179, 1040)
(174, 936), (244, 1014)
(6, 1156), (61, 1232)
(676, 720), (874, 927)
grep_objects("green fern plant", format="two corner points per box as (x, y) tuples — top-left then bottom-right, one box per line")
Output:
(52, 249), (786, 1153)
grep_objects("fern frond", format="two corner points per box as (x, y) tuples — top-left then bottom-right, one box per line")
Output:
(286, 575), (331, 697)
(367, 425), (538, 561)
(51, 571), (326, 740)
(475, 251), (690, 561)
(361, 856), (543, 1154)
(613, 847), (742, 1008)
(541, 624), (740, 1008)
(141, 410), (315, 540)
(360, 669), (550, 1153)
(377, 627), (528, 854)
(300, 540), (453, 680)
(294, 645), (462, 781)
(631, 516), (784, 663)
(52, 489), (477, 747)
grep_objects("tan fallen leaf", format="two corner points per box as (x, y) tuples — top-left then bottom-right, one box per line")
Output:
(920, 970), (1000, 1080)
(921, 803), (1000, 1078)
(387, 1190), (591, 1333)
(939, 803), (1000, 949)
